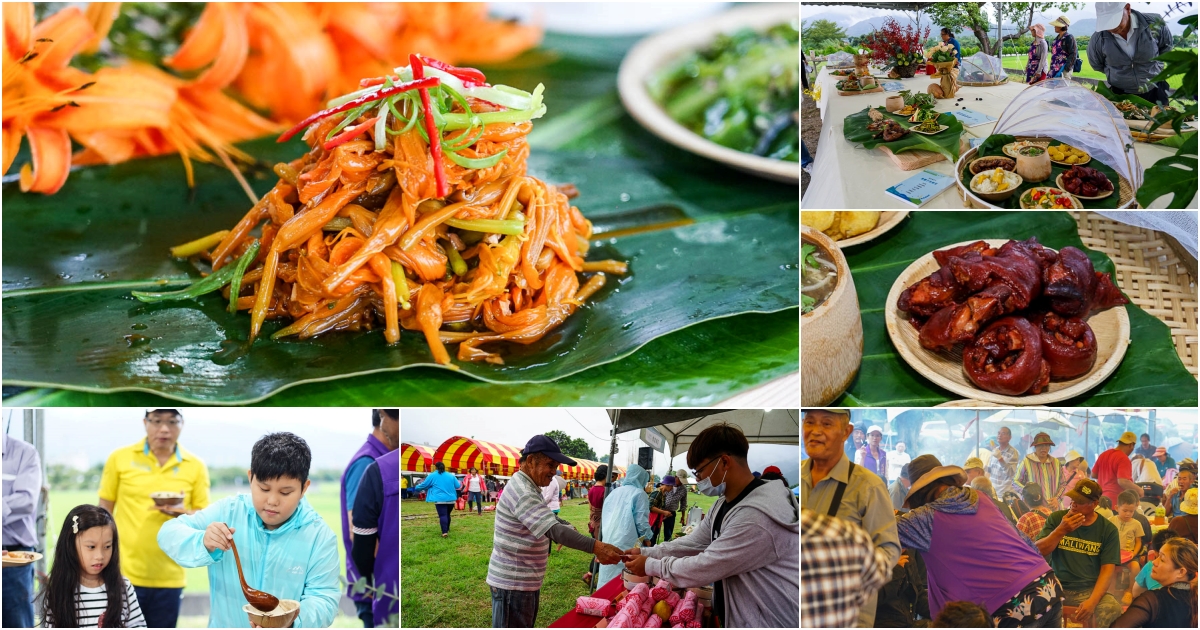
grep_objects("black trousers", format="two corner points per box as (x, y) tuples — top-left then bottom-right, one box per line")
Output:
(1112, 80), (1171, 106)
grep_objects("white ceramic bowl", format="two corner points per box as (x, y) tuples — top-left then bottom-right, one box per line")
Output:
(618, 4), (799, 184)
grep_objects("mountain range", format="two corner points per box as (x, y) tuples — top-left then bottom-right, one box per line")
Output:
(803, 10), (1191, 40)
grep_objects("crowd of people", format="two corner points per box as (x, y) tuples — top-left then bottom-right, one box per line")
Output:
(2, 409), (400, 628)
(802, 409), (1198, 628)
(407, 423), (799, 627)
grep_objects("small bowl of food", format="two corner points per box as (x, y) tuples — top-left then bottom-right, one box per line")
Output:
(1019, 187), (1083, 209)
(244, 600), (300, 628)
(970, 168), (1024, 203)
(801, 227), (863, 406)
(968, 155), (1016, 175)
(150, 492), (185, 506)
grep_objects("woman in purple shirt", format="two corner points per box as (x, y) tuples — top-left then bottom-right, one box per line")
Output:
(897, 455), (1063, 627)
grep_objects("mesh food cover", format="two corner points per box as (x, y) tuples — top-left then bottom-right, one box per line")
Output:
(992, 78), (1142, 190)
(958, 52), (1006, 83)
(826, 51), (854, 67)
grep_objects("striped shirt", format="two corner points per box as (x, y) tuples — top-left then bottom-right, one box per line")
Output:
(661, 485), (688, 513)
(1016, 454), (1063, 505)
(43, 577), (146, 628)
(487, 470), (560, 592)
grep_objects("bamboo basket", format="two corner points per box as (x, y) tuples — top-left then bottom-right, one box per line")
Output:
(955, 138), (1136, 209)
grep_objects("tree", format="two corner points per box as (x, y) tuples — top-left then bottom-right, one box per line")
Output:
(544, 430), (598, 461)
(802, 19), (847, 44)
(925, 2), (1082, 56)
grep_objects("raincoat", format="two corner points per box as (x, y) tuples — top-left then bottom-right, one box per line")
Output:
(598, 464), (653, 586)
(158, 494), (340, 628)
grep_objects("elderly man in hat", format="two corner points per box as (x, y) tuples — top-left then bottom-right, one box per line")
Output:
(1036, 479), (1123, 627)
(855, 424), (888, 481)
(963, 456), (986, 484)
(487, 435), (624, 627)
(1095, 431), (1144, 506)
(895, 454), (1062, 627)
(802, 409), (900, 628)
(1089, 3), (1175, 105)
(1017, 432), (1064, 511)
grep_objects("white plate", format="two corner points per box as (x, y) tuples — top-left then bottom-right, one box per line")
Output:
(617, 4), (798, 184)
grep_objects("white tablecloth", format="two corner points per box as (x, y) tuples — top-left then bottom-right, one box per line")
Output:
(803, 67), (1194, 209)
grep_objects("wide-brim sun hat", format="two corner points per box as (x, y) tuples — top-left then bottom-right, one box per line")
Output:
(1031, 432), (1055, 447)
(903, 454), (966, 508)
(1050, 15), (1070, 28)
(1065, 449), (1084, 464)
(1181, 489), (1198, 515)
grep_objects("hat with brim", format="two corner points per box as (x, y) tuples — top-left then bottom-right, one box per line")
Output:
(1095, 3), (1127, 32)
(1182, 489), (1198, 515)
(1049, 16), (1070, 28)
(1031, 432), (1055, 447)
(1154, 446), (1167, 458)
(867, 424), (884, 436)
(1066, 478), (1103, 504)
(1065, 450), (1084, 464)
(963, 456), (984, 472)
(903, 454), (966, 508)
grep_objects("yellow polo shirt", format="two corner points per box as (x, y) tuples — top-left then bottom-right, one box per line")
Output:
(98, 439), (211, 588)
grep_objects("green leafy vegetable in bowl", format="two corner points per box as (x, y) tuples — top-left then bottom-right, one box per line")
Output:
(898, 89), (936, 110)
(648, 22), (799, 161)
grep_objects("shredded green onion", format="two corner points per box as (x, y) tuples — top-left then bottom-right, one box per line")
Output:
(323, 217), (353, 231)
(444, 242), (468, 276)
(445, 147), (508, 169)
(445, 217), (525, 235)
(227, 240), (261, 313)
(132, 241), (261, 303)
(391, 261), (411, 310)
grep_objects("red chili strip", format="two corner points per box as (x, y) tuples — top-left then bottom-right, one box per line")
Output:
(411, 53), (448, 199)
(277, 76), (440, 143)
(322, 116), (380, 151)
(415, 54), (488, 85)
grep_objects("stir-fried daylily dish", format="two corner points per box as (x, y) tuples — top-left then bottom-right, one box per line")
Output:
(131, 55), (626, 365)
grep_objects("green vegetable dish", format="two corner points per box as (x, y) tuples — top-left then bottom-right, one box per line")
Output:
(648, 21), (799, 161)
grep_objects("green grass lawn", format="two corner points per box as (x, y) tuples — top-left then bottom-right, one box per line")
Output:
(46, 484), (363, 628)
(401, 492), (719, 628)
(998, 49), (1190, 88)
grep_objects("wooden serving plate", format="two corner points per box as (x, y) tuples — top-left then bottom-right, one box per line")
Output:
(836, 212), (909, 249)
(885, 239), (1131, 405)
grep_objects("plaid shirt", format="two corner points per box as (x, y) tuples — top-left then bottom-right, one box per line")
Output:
(801, 508), (892, 628)
(661, 485), (688, 513)
(1017, 505), (1052, 540)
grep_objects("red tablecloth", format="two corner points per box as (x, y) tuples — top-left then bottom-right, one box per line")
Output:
(549, 575), (626, 628)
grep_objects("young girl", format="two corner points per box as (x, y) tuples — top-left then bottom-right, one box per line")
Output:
(41, 505), (145, 628)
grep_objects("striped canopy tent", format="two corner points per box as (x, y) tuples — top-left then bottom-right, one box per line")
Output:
(434, 436), (523, 475)
(400, 443), (434, 472)
(559, 458), (601, 481)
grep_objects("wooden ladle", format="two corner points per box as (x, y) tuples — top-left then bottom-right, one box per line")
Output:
(228, 533), (279, 612)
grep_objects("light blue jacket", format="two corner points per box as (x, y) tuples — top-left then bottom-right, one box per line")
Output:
(158, 494), (340, 628)
(412, 471), (461, 503)
(598, 464), (653, 585)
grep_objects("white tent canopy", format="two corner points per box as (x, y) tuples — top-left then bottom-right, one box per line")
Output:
(609, 409), (798, 457)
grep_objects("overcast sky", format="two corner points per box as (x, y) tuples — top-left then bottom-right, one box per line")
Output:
(2, 408), (375, 471)
(801, 2), (1197, 28)
(401, 408), (800, 482)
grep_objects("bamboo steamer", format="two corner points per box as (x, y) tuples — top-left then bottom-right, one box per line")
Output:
(801, 227), (863, 406)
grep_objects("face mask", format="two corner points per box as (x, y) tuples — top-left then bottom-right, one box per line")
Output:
(697, 459), (727, 497)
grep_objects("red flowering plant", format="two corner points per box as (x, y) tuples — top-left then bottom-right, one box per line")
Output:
(861, 17), (931, 68)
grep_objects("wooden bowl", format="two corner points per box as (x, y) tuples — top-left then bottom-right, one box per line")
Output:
(150, 492), (185, 506)
(884, 239), (1131, 405)
(801, 227), (863, 406)
(836, 211), (909, 248)
(969, 170), (1024, 203)
(244, 600), (299, 628)
(968, 155), (1016, 175)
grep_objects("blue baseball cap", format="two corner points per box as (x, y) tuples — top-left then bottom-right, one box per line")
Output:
(522, 435), (577, 466)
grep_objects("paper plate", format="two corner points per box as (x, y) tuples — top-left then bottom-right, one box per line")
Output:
(2, 551), (42, 568)
(617, 3), (799, 184)
(885, 239), (1131, 405)
(836, 212), (909, 248)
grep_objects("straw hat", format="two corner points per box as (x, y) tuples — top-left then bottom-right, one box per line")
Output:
(963, 456), (984, 472)
(903, 454), (966, 508)
(1031, 432), (1055, 447)
(1181, 488), (1198, 516)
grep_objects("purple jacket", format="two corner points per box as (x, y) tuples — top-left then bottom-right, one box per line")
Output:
(374, 450), (399, 626)
(340, 434), (390, 602)
(856, 444), (887, 480)
(898, 487), (1050, 618)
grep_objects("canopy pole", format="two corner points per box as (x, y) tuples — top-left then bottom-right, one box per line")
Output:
(1084, 410), (1090, 465)
(592, 409), (621, 594)
(976, 410), (980, 459)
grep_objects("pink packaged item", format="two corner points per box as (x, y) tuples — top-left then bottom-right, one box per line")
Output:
(607, 608), (635, 628)
(686, 621), (701, 628)
(640, 593), (654, 615)
(643, 614), (663, 628)
(669, 592), (698, 625)
(651, 580), (675, 601)
(629, 583), (652, 599)
(664, 591), (681, 607)
(575, 596), (615, 617)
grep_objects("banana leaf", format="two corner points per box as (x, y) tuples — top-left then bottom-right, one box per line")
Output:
(963, 139), (1123, 209)
(1, 32), (800, 406)
(843, 106), (965, 163)
(829, 211), (1197, 407)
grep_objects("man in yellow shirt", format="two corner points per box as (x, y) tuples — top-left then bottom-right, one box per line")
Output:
(98, 410), (211, 628)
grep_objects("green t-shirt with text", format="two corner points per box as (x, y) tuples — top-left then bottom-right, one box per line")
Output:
(1039, 509), (1121, 591)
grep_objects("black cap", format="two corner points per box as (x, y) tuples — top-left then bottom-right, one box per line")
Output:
(522, 435), (577, 466)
